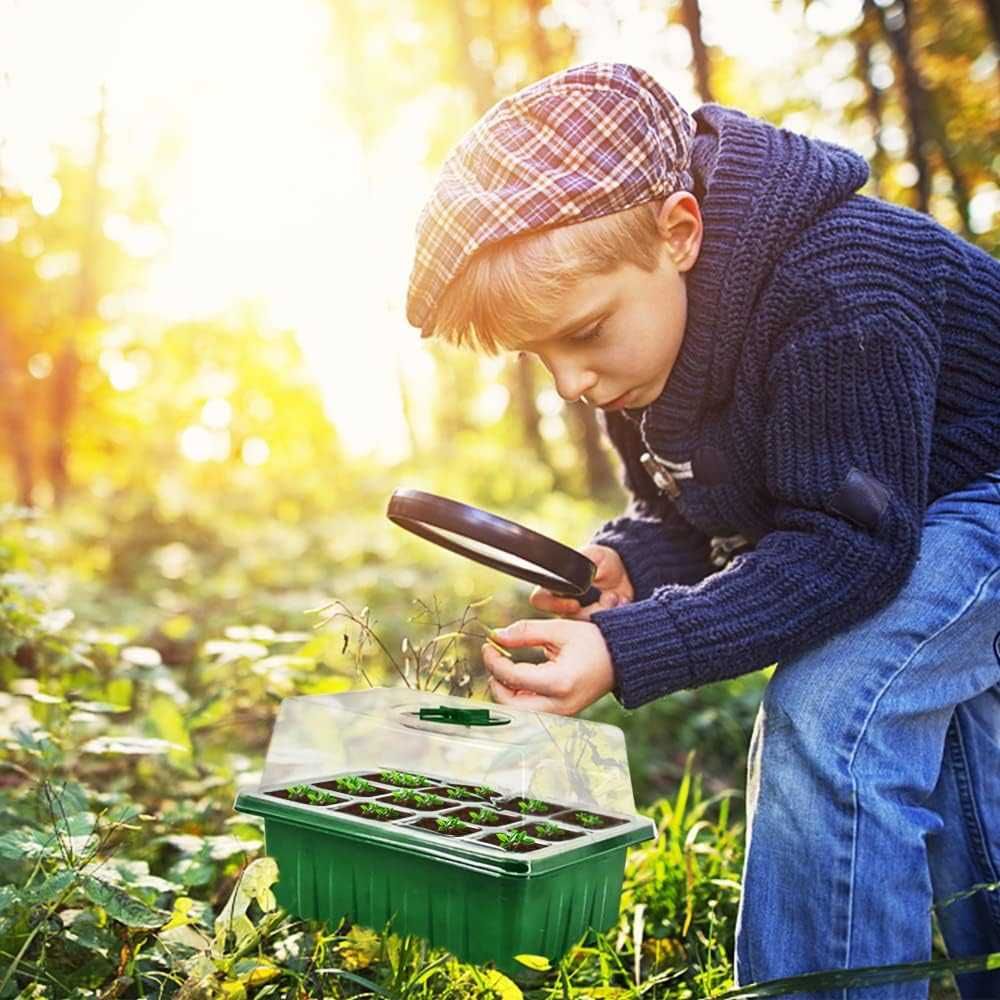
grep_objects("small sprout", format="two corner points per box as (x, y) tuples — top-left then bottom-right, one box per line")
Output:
(534, 822), (563, 838)
(304, 788), (340, 806)
(390, 790), (443, 808)
(284, 784), (338, 805)
(472, 784), (498, 799)
(334, 776), (377, 795)
(414, 792), (445, 808)
(359, 802), (394, 820)
(516, 798), (549, 814)
(434, 816), (468, 833)
(379, 769), (426, 788)
(575, 811), (603, 827)
(496, 829), (536, 850)
(469, 808), (501, 824)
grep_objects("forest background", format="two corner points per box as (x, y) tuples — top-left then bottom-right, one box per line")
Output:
(1, 0), (998, 997)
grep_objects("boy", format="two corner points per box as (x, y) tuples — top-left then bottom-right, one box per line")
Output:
(406, 63), (1000, 997)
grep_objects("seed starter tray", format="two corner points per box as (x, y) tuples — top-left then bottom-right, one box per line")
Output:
(235, 688), (655, 972)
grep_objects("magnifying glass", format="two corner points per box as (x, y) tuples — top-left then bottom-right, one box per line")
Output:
(387, 489), (602, 607)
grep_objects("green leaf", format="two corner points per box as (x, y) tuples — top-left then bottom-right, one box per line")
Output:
(168, 855), (216, 888)
(45, 779), (89, 817)
(69, 700), (130, 714)
(80, 875), (169, 928)
(62, 908), (118, 957)
(204, 834), (261, 860)
(147, 693), (193, 767)
(0, 885), (20, 915)
(81, 735), (182, 755)
(0, 826), (58, 861)
(25, 870), (76, 904)
(514, 953), (552, 971)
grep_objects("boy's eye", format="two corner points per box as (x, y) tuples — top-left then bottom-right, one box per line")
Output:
(572, 324), (603, 344)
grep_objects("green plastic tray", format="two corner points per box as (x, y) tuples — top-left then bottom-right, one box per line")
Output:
(235, 774), (655, 971)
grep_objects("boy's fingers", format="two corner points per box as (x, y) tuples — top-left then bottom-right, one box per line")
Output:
(488, 675), (555, 713)
(492, 618), (576, 649)
(529, 586), (581, 616)
(481, 644), (563, 697)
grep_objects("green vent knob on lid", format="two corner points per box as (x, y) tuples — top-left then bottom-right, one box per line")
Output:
(418, 705), (510, 727)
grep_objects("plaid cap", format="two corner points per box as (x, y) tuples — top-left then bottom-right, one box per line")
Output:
(406, 62), (695, 337)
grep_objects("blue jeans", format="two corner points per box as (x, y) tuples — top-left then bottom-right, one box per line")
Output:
(735, 470), (1000, 999)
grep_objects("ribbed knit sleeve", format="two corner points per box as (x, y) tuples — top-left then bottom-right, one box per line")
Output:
(590, 411), (714, 599)
(592, 313), (938, 709)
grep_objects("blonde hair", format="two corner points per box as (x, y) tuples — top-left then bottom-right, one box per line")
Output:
(429, 201), (664, 354)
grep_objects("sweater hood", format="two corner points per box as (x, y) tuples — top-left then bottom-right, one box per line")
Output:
(637, 104), (870, 457)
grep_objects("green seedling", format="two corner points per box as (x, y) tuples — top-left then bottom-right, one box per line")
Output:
(534, 822), (563, 838)
(496, 829), (536, 850)
(472, 784), (498, 799)
(333, 776), (377, 795)
(469, 807), (501, 824)
(285, 785), (339, 805)
(378, 769), (427, 787)
(575, 811), (603, 827)
(390, 790), (443, 808)
(434, 816), (468, 833)
(516, 798), (549, 814)
(359, 802), (394, 820)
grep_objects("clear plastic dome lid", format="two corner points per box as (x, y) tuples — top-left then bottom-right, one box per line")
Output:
(258, 687), (639, 816)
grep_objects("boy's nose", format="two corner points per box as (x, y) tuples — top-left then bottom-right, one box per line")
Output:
(553, 367), (598, 403)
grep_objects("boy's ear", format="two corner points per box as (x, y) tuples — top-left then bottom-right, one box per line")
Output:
(655, 191), (703, 273)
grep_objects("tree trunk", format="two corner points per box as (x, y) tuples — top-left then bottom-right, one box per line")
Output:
(853, 10), (887, 198)
(0, 319), (34, 507)
(395, 356), (421, 460)
(979, 0), (1000, 65)
(506, 356), (549, 464)
(452, 0), (495, 116)
(49, 88), (107, 506)
(869, 0), (974, 233)
(679, 0), (715, 103)
(564, 401), (618, 499)
(869, 0), (932, 212)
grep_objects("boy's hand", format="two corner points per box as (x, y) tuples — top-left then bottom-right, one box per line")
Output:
(481, 618), (615, 716)
(529, 544), (634, 620)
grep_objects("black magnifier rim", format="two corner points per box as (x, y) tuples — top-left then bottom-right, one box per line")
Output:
(387, 489), (596, 598)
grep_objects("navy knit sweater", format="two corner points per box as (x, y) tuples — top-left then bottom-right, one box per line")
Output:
(589, 104), (1000, 711)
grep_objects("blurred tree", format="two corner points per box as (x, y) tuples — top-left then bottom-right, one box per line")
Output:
(0, 316), (33, 506)
(679, 0), (716, 103)
(851, 3), (890, 197)
(980, 0), (1000, 55)
(870, 0), (934, 212)
(48, 89), (107, 506)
